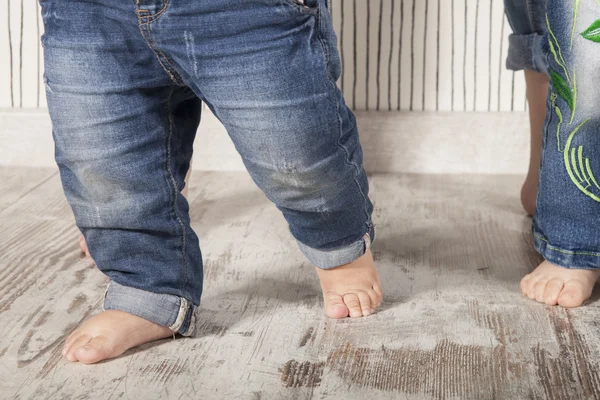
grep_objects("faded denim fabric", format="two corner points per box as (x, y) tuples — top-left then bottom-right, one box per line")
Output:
(505, 0), (548, 73)
(40, 0), (374, 333)
(535, 0), (600, 269)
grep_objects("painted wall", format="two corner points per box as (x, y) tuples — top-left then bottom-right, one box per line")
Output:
(0, 0), (526, 111)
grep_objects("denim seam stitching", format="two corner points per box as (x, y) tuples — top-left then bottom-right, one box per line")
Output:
(314, 3), (372, 233)
(137, 10), (183, 85)
(144, 27), (182, 85)
(136, 0), (169, 24)
(535, 233), (600, 257)
(146, 0), (169, 23)
(315, 5), (332, 82)
(165, 91), (190, 294)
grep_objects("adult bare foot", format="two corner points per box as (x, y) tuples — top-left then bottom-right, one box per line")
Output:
(62, 310), (173, 364)
(315, 250), (382, 318)
(520, 260), (600, 307)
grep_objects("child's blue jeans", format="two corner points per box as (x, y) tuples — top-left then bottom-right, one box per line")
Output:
(506, 0), (600, 270)
(40, 0), (374, 335)
(505, 0), (548, 74)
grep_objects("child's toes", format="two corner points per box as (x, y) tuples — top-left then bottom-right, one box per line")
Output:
(63, 330), (82, 356)
(520, 274), (533, 297)
(64, 334), (92, 362)
(356, 291), (372, 316)
(74, 336), (112, 364)
(343, 293), (362, 318)
(522, 261), (600, 308)
(324, 293), (349, 319)
(525, 277), (540, 299)
(557, 280), (590, 308)
(367, 289), (380, 312)
(534, 278), (550, 303)
(543, 278), (564, 305)
(373, 283), (383, 299)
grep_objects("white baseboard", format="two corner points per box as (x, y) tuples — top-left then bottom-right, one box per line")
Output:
(0, 109), (530, 174)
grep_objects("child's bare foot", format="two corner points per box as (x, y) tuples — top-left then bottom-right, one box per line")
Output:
(520, 260), (600, 307)
(62, 310), (173, 364)
(315, 250), (382, 318)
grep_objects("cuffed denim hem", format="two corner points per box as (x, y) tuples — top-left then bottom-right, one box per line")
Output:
(297, 225), (375, 270)
(533, 231), (600, 270)
(506, 33), (548, 73)
(104, 281), (196, 336)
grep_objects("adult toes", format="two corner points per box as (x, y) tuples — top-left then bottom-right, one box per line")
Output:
(558, 279), (591, 308)
(343, 293), (362, 318)
(324, 293), (349, 319)
(544, 278), (564, 305)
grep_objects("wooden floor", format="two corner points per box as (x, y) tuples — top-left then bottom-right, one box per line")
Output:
(2, 167), (600, 400)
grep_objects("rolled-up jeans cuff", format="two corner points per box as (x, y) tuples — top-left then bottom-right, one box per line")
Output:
(298, 226), (375, 270)
(506, 33), (548, 73)
(533, 231), (600, 270)
(103, 281), (196, 336)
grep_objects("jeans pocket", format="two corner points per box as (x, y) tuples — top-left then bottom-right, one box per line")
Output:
(283, 0), (319, 14)
(315, 0), (341, 82)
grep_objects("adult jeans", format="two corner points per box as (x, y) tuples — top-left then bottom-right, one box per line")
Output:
(40, 0), (374, 335)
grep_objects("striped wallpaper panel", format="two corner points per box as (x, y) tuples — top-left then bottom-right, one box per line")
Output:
(0, 0), (527, 111)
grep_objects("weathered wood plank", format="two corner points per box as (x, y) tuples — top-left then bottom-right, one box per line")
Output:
(0, 166), (56, 213)
(1, 168), (600, 399)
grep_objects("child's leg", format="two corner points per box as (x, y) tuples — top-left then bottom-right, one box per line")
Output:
(520, 0), (600, 306)
(42, 0), (202, 363)
(522, 70), (549, 216)
(181, 165), (192, 199)
(80, 163), (192, 257)
(504, 0), (549, 216)
(148, 0), (381, 318)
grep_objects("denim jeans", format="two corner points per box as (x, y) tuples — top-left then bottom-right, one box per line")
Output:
(506, 0), (600, 269)
(505, 0), (548, 73)
(40, 0), (374, 335)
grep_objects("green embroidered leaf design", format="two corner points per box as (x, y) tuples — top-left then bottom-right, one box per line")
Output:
(581, 19), (600, 42)
(550, 71), (574, 111)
